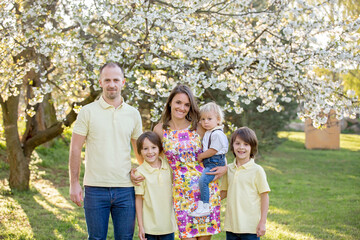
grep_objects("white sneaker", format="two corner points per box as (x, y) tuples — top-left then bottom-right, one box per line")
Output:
(189, 201), (211, 217)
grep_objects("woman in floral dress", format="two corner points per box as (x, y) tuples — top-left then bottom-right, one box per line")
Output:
(153, 85), (227, 240)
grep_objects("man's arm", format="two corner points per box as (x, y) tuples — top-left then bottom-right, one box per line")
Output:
(69, 133), (86, 207)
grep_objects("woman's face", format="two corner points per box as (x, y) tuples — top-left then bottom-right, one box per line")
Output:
(170, 93), (191, 120)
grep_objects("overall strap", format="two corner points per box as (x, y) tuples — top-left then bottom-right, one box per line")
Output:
(208, 129), (223, 149)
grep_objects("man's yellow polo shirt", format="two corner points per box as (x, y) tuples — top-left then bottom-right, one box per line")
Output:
(73, 96), (142, 187)
(221, 159), (270, 234)
(135, 158), (177, 235)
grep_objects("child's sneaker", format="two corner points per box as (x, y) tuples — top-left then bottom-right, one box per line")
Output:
(189, 201), (211, 217)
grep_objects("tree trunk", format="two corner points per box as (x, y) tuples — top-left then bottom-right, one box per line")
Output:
(1, 93), (31, 190)
(0, 86), (100, 191)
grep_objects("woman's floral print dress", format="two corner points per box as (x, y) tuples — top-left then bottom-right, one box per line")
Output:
(163, 127), (221, 238)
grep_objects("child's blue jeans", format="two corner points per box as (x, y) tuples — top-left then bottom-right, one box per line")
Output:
(199, 154), (226, 203)
(145, 232), (175, 240)
(226, 231), (260, 240)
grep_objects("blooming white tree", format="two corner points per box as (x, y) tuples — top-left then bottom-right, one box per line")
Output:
(1, 0), (359, 190)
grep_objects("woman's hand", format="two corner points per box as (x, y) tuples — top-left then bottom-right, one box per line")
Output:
(205, 165), (227, 181)
(130, 168), (145, 186)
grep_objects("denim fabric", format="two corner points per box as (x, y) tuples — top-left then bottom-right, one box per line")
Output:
(226, 232), (260, 240)
(145, 232), (175, 240)
(199, 154), (226, 203)
(84, 186), (135, 240)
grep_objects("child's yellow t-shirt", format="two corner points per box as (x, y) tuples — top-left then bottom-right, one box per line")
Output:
(135, 158), (177, 235)
(221, 159), (270, 233)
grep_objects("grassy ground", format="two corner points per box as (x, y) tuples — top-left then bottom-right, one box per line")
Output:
(0, 131), (359, 240)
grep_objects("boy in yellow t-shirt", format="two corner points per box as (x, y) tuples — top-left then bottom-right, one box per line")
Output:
(135, 131), (177, 240)
(221, 127), (270, 240)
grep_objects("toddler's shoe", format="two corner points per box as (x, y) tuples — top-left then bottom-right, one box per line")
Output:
(189, 201), (210, 217)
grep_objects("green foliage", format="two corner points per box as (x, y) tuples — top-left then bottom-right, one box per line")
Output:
(342, 69), (360, 98)
(231, 99), (298, 153)
(314, 67), (360, 98)
(35, 139), (69, 168)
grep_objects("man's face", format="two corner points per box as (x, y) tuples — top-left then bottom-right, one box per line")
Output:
(99, 66), (125, 100)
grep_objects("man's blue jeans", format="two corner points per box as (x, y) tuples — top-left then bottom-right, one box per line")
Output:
(226, 231), (260, 240)
(84, 186), (135, 240)
(199, 154), (226, 203)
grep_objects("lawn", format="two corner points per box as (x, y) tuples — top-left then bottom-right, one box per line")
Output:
(0, 131), (359, 240)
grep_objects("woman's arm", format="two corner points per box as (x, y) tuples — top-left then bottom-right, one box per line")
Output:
(153, 123), (163, 140)
(205, 165), (228, 181)
(196, 123), (205, 138)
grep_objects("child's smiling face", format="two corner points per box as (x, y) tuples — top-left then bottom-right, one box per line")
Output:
(233, 136), (251, 163)
(140, 138), (160, 167)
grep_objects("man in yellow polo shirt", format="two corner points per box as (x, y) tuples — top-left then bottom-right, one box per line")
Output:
(69, 62), (142, 240)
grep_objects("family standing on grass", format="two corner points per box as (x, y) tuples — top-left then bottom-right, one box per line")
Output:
(69, 62), (271, 240)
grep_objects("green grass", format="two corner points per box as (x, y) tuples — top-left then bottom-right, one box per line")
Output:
(0, 131), (359, 239)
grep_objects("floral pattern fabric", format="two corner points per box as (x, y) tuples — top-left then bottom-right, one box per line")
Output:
(163, 127), (221, 238)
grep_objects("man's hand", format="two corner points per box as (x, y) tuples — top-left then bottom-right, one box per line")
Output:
(70, 182), (83, 207)
(130, 168), (145, 186)
(205, 165), (227, 181)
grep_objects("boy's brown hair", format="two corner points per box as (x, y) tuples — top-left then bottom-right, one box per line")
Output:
(136, 131), (163, 155)
(230, 127), (258, 158)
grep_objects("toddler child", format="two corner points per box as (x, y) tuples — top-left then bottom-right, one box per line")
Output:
(189, 102), (228, 217)
(135, 131), (177, 240)
(221, 127), (270, 240)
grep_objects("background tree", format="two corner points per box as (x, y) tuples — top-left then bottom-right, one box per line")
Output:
(0, 0), (359, 191)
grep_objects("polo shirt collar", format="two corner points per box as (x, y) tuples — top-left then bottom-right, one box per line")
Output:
(142, 157), (168, 173)
(98, 95), (125, 109)
(233, 158), (255, 169)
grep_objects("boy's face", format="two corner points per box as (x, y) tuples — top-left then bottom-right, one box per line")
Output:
(140, 138), (160, 167)
(233, 136), (251, 162)
(200, 111), (220, 131)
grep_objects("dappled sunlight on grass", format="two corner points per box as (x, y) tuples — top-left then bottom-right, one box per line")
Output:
(266, 220), (317, 240)
(269, 207), (291, 215)
(32, 179), (86, 235)
(0, 188), (34, 239)
(33, 179), (74, 211)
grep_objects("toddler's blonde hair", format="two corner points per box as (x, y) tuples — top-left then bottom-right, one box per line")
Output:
(200, 102), (224, 124)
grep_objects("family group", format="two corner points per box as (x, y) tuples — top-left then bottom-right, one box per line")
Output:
(69, 62), (270, 240)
